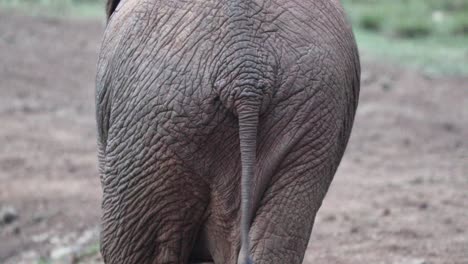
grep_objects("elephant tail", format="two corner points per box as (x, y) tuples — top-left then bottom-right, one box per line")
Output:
(215, 77), (270, 264)
(237, 99), (261, 264)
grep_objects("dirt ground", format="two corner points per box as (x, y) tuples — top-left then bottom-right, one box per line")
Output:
(0, 12), (466, 264)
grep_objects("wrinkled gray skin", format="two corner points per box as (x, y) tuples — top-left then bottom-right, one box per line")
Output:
(96, 0), (360, 263)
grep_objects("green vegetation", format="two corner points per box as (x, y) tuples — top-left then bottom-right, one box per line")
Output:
(344, 0), (468, 38)
(0, 0), (104, 18)
(37, 258), (51, 264)
(0, 0), (467, 76)
(344, 0), (468, 76)
(78, 242), (100, 260)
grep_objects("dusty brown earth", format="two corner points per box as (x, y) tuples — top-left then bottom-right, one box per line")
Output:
(0, 11), (467, 264)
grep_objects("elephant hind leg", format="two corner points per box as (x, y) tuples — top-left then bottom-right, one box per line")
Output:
(100, 147), (210, 264)
(248, 149), (338, 263)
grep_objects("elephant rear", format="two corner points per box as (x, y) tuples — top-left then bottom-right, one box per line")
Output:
(96, 0), (359, 263)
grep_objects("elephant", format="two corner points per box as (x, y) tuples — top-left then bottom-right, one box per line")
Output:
(95, 0), (360, 263)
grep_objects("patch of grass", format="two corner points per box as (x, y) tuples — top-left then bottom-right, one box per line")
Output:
(359, 13), (383, 32)
(0, 0), (105, 19)
(451, 14), (468, 36)
(392, 18), (432, 39)
(354, 28), (468, 76)
(80, 242), (100, 259)
(344, 0), (468, 76)
(37, 258), (52, 264)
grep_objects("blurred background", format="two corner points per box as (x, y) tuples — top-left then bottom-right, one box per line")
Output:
(0, 0), (466, 263)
